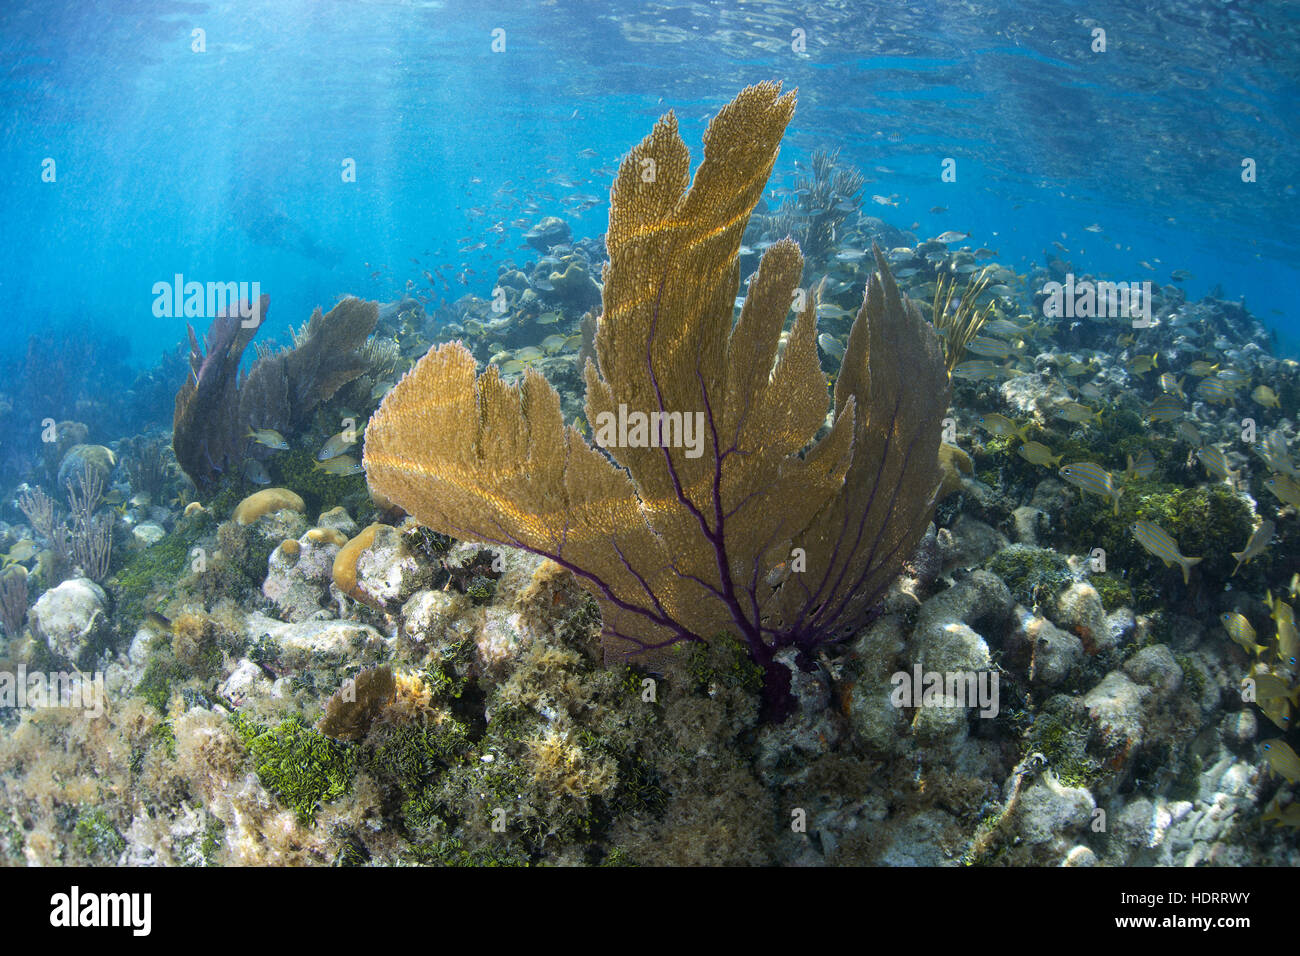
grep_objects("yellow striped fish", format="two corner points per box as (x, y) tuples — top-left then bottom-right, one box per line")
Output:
(1230, 520), (1274, 576)
(1221, 612), (1265, 656)
(1265, 473), (1300, 509)
(1158, 372), (1185, 398)
(1124, 449), (1156, 481)
(1195, 377), (1235, 405)
(1262, 739), (1300, 784)
(1276, 609), (1299, 669)
(1143, 394), (1183, 422)
(1059, 462), (1123, 514)
(1260, 695), (1293, 732)
(1132, 519), (1202, 584)
(1261, 797), (1300, 828)
(1196, 445), (1238, 485)
(1268, 592), (1296, 629)
(965, 335), (1021, 359)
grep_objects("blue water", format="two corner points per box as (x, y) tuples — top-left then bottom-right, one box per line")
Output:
(1, 0), (1297, 372)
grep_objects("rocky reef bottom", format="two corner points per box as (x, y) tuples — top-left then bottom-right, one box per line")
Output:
(0, 494), (1294, 867)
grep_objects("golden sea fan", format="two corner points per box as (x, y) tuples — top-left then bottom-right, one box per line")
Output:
(363, 82), (951, 720)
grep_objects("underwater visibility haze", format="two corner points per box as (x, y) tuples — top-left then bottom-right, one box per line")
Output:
(0, 0), (1298, 869)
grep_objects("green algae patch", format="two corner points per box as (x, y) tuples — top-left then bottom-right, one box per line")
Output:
(108, 524), (203, 629)
(1025, 708), (1103, 789)
(74, 807), (126, 860)
(1089, 572), (1133, 611)
(135, 651), (189, 715)
(681, 633), (764, 697)
(230, 712), (357, 825)
(1061, 481), (1252, 606)
(987, 545), (1073, 609)
(409, 836), (528, 867)
(365, 717), (472, 831)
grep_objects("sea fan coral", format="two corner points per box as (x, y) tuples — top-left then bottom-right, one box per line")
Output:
(173, 296), (379, 494)
(363, 83), (951, 719)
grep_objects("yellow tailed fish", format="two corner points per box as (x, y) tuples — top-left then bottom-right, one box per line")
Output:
(1143, 394), (1183, 423)
(313, 454), (364, 477)
(1131, 519), (1201, 584)
(1127, 352), (1159, 374)
(318, 428), (363, 462)
(1230, 520), (1274, 576)
(247, 427), (289, 450)
(1123, 449), (1156, 481)
(1221, 612), (1265, 656)
(1055, 401), (1103, 425)
(975, 413), (1029, 442)
(1017, 442), (1061, 468)
(1196, 445), (1238, 485)
(1059, 462), (1123, 514)
(1260, 798), (1300, 828)
(1277, 613), (1299, 668)
(1251, 672), (1299, 708)
(1261, 739), (1300, 784)
(1264, 473), (1300, 509)
(1253, 385), (1280, 408)
(1259, 695), (1293, 732)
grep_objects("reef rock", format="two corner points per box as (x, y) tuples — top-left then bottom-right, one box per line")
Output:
(1015, 771), (1096, 846)
(523, 216), (571, 251)
(545, 261), (601, 310)
(233, 488), (306, 526)
(1052, 582), (1111, 654)
(399, 588), (472, 648)
(1007, 615), (1083, 687)
(262, 535), (340, 622)
(333, 524), (428, 610)
(130, 522), (167, 548)
(219, 657), (274, 707)
(848, 614), (910, 756)
(1122, 644), (1183, 698)
(1000, 373), (1071, 417)
(243, 612), (388, 670)
(938, 516), (1008, 572)
(910, 571), (1016, 672)
(315, 507), (358, 537)
(29, 577), (108, 660)
(1083, 670), (1150, 754)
